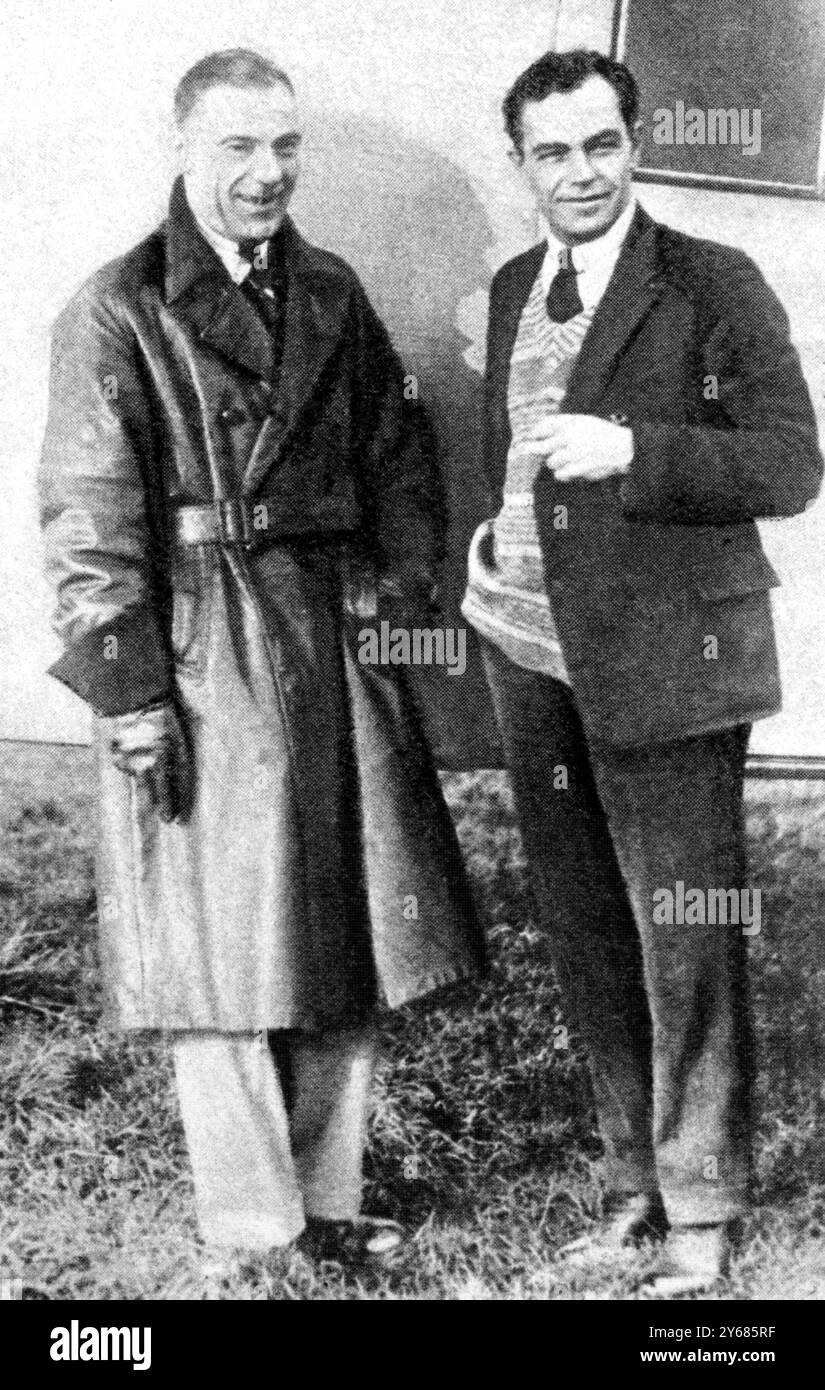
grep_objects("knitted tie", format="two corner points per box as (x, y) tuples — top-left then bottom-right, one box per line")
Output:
(546, 246), (583, 323)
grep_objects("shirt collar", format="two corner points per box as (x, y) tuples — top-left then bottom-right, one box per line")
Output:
(193, 214), (258, 284)
(542, 195), (637, 289)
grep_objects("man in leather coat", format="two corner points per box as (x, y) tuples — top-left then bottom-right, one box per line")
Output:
(39, 48), (485, 1270)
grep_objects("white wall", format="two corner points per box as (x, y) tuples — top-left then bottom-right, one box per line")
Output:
(2, 0), (823, 756)
(0, 0), (560, 747)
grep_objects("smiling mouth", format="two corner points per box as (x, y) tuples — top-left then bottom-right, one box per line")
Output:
(563, 193), (610, 205)
(236, 193), (282, 210)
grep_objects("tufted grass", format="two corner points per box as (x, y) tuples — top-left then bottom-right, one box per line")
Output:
(0, 743), (823, 1300)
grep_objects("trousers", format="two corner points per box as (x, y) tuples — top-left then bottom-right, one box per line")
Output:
(481, 638), (753, 1225)
(172, 1019), (376, 1249)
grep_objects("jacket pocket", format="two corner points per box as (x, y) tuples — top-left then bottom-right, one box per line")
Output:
(691, 547), (780, 602)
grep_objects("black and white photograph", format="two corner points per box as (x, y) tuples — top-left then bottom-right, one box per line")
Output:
(1, 0), (824, 1336)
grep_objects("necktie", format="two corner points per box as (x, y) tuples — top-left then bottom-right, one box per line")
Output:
(238, 240), (277, 297)
(237, 241), (286, 319)
(546, 246), (583, 323)
(237, 237), (288, 380)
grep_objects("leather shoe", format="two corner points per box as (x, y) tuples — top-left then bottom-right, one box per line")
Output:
(297, 1215), (407, 1268)
(557, 1193), (668, 1267)
(639, 1222), (733, 1297)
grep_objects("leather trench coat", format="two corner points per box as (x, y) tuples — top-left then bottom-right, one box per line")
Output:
(39, 181), (486, 1031)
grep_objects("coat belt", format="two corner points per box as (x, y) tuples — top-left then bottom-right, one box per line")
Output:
(173, 497), (360, 549)
(173, 498), (381, 619)
(175, 498), (267, 549)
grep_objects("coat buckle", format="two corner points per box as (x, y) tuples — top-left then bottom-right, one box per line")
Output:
(216, 499), (253, 549)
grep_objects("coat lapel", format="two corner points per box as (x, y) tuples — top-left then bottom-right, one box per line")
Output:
(193, 285), (279, 383)
(243, 244), (345, 492)
(563, 205), (665, 413)
(163, 180), (350, 494)
(164, 179), (277, 381)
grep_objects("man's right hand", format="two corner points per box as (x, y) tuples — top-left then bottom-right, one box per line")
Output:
(102, 701), (193, 823)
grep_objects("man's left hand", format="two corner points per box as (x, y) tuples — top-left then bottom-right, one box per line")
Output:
(379, 562), (440, 606)
(521, 414), (634, 482)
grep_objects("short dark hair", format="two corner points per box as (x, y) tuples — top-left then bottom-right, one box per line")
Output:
(174, 48), (294, 126)
(503, 48), (640, 152)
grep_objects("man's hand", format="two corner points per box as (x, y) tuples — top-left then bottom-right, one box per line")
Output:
(103, 701), (193, 823)
(521, 414), (634, 482)
(378, 566), (442, 624)
(379, 565), (438, 605)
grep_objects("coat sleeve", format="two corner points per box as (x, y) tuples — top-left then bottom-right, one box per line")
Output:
(38, 283), (174, 715)
(620, 251), (823, 527)
(350, 282), (446, 593)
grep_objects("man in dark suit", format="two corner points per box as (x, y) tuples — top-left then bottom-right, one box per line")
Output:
(462, 48), (821, 1294)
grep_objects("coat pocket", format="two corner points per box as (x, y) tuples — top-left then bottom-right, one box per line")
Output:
(691, 547), (780, 602)
(170, 549), (214, 676)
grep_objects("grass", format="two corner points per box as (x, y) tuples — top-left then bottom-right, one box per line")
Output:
(0, 742), (823, 1300)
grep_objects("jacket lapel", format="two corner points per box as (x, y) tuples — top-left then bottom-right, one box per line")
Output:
(563, 205), (665, 413)
(493, 244), (546, 387)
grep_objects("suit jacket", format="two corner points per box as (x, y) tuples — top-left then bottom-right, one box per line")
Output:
(482, 204), (823, 747)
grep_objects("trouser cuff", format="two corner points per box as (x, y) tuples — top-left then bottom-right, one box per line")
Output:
(197, 1208), (305, 1251)
(663, 1186), (749, 1227)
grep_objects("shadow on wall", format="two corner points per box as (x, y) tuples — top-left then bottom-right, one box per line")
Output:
(296, 111), (506, 766)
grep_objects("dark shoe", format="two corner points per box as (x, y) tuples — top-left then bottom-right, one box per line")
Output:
(297, 1215), (406, 1268)
(557, 1193), (668, 1267)
(639, 1222), (733, 1298)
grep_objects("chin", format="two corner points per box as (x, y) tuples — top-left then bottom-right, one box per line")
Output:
(566, 207), (619, 243)
(220, 200), (281, 241)
(580, 213), (614, 238)
(248, 214), (283, 238)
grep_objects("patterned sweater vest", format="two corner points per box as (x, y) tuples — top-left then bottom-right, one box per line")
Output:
(462, 272), (593, 679)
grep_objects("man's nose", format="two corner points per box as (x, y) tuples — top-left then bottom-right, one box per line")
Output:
(566, 148), (597, 183)
(250, 149), (286, 185)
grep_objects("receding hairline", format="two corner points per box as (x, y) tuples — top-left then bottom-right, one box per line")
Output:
(174, 48), (296, 127)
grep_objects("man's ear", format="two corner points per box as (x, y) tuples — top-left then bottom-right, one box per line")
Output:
(173, 121), (190, 176)
(507, 145), (525, 169)
(629, 119), (643, 167)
